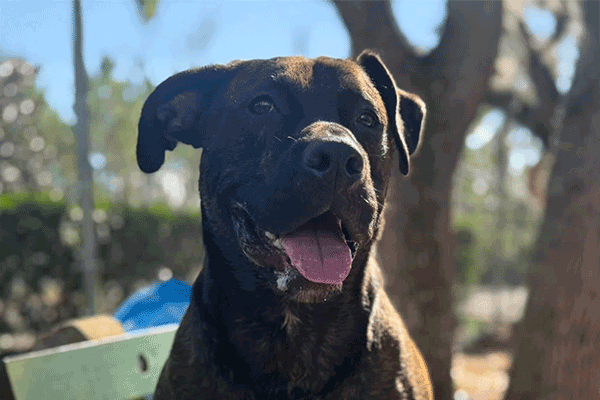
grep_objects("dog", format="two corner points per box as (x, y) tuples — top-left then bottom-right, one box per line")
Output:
(137, 50), (433, 399)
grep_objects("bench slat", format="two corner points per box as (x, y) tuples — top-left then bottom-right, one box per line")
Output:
(3, 324), (177, 400)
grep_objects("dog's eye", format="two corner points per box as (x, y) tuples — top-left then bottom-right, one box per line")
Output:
(358, 111), (378, 128)
(249, 96), (276, 115)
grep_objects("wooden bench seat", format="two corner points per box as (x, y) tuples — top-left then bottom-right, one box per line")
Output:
(1, 324), (177, 400)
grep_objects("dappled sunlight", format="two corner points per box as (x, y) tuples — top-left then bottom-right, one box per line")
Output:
(453, 351), (512, 400)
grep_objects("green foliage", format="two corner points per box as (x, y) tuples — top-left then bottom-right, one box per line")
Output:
(452, 130), (542, 287)
(0, 192), (58, 209)
(2, 55), (204, 210)
(0, 194), (202, 334)
(84, 56), (202, 208)
(0, 59), (75, 194)
(135, 0), (159, 22)
(87, 57), (154, 199)
(454, 226), (478, 285)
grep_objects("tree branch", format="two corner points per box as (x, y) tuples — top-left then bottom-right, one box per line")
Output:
(548, 10), (568, 45)
(563, 0), (599, 118)
(426, 1), (503, 77)
(484, 20), (560, 146)
(331, 0), (416, 63)
(415, 1), (503, 143)
(583, 0), (599, 43)
(519, 21), (560, 108)
(484, 92), (553, 146)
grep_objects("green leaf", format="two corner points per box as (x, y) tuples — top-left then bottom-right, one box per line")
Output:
(135, 0), (159, 22)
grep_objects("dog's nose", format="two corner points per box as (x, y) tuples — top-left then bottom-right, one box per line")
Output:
(302, 140), (364, 183)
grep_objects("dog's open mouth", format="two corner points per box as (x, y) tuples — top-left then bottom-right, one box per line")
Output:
(231, 205), (358, 285)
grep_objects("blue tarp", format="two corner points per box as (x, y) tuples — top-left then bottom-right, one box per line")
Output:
(113, 279), (191, 332)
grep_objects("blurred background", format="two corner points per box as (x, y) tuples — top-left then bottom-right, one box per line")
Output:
(1, 1), (598, 399)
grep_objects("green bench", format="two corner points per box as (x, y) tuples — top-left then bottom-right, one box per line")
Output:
(1, 324), (177, 400)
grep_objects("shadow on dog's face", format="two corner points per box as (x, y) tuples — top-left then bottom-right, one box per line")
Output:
(137, 52), (425, 304)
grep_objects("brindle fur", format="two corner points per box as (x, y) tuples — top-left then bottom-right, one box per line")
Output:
(137, 51), (433, 399)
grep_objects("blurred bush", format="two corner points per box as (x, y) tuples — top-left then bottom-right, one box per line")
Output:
(0, 194), (202, 351)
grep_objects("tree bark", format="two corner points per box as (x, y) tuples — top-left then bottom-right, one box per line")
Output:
(332, 1), (503, 398)
(505, 1), (600, 399)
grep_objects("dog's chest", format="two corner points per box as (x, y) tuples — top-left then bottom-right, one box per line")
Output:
(227, 312), (363, 399)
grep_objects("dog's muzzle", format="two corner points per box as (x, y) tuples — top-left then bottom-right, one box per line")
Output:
(231, 205), (358, 285)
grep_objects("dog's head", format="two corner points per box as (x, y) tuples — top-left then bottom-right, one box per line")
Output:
(137, 51), (425, 303)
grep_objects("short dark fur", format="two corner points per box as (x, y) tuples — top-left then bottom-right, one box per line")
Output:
(137, 51), (433, 399)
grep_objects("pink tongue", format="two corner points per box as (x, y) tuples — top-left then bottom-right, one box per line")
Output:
(280, 213), (352, 285)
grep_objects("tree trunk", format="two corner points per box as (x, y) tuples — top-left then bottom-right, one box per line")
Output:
(505, 1), (600, 398)
(332, 1), (503, 398)
(73, 0), (100, 315)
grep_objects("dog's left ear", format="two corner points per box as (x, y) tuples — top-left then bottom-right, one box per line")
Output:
(357, 51), (426, 175)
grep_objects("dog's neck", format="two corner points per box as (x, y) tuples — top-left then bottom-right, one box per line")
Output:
(197, 249), (371, 332)
(194, 229), (377, 396)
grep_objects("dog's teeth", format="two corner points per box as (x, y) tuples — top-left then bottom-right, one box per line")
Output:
(265, 231), (276, 240)
(272, 239), (283, 250)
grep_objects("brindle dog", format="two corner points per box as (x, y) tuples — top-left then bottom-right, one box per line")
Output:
(137, 50), (433, 399)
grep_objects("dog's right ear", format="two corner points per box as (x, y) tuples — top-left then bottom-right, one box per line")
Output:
(137, 65), (231, 173)
(357, 50), (426, 176)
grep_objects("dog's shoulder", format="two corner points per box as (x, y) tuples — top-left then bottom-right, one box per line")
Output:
(360, 266), (433, 400)
(155, 293), (257, 399)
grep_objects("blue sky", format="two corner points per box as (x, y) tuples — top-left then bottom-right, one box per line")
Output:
(0, 0), (577, 174)
(0, 0), (447, 124)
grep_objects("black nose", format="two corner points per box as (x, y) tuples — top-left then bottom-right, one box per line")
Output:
(302, 140), (364, 183)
